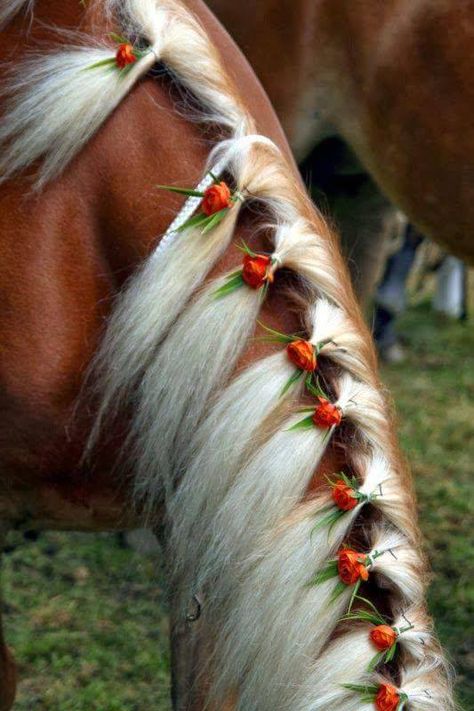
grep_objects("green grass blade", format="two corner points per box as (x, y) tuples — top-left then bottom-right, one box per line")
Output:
(352, 595), (385, 623)
(280, 369), (304, 397)
(346, 579), (361, 612)
(385, 641), (398, 663)
(330, 580), (349, 603)
(157, 185), (205, 197)
(84, 57), (116, 71)
(200, 209), (229, 234)
(310, 508), (343, 536)
(287, 414), (314, 431)
(368, 650), (385, 672)
(309, 561), (338, 586)
(109, 33), (129, 44)
(176, 213), (210, 233)
(213, 274), (244, 299)
(256, 321), (295, 343)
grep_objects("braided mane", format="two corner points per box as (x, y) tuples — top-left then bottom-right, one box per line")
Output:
(0, 0), (454, 708)
(0, 0), (33, 29)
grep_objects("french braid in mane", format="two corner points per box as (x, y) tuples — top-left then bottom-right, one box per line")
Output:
(0, 0), (454, 708)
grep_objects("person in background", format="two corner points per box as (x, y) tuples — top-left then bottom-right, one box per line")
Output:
(374, 225), (467, 362)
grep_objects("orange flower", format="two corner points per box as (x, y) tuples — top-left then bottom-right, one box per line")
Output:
(375, 683), (400, 711)
(201, 182), (233, 216)
(332, 479), (358, 511)
(242, 254), (273, 289)
(115, 43), (137, 69)
(312, 397), (342, 428)
(337, 548), (369, 585)
(287, 340), (317, 372)
(371, 625), (398, 652)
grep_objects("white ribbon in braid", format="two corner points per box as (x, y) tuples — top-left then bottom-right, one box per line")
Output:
(152, 157), (227, 259)
(153, 133), (278, 258)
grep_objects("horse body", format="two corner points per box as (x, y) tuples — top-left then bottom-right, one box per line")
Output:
(0, 1), (454, 709)
(207, 0), (474, 299)
(0, 0), (291, 535)
(0, 2), (316, 706)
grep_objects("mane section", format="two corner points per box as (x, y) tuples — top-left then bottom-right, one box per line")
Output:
(0, 1), (456, 708)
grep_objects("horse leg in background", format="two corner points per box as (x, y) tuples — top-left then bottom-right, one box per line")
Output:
(433, 256), (468, 320)
(301, 137), (402, 308)
(0, 530), (16, 711)
(374, 225), (424, 362)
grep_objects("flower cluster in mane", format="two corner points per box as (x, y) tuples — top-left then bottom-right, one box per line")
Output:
(287, 339), (317, 372)
(313, 397), (342, 428)
(344, 682), (407, 711)
(115, 43), (136, 69)
(87, 35), (148, 73)
(201, 181), (233, 215)
(332, 478), (358, 510)
(288, 376), (343, 433)
(337, 548), (369, 585)
(158, 174), (241, 236)
(241, 253), (274, 289)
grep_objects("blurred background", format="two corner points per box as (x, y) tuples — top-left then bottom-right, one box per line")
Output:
(2, 268), (473, 710)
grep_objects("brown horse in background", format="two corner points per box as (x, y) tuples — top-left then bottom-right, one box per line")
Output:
(207, 0), (474, 302)
(0, 0), (455, 709)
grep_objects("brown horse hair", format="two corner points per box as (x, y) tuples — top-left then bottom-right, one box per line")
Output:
(0, 0), (455, 708)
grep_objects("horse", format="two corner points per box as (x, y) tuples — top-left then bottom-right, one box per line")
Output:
(205, 0), (474, 304)
(0, 0), (454, 709)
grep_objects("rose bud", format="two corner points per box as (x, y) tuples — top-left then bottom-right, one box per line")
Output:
(201, 181), (233, 216)
(312, 397), (342, 428)
(370, 625), (398, 651)
(375, 683), (401, 711)
(242, 254), (273, 289)
(115, 43), (137, 69)
(287, 339), (317, 372)
(332, 479), (358, 511)
(337, 548), (369, 585)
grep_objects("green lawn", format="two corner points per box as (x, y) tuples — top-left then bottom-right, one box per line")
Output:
(2, 301), (473, 710)
(2, 534), (171, 710)
(382, 302), (474, 709)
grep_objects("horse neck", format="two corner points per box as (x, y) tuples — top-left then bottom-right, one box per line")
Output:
(0, 0), (210, 530)
(0, 0), (303, 527)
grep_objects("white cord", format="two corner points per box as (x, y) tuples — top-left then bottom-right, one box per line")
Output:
(152, 157), (228, 259)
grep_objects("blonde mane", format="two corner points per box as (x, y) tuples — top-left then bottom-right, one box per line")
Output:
(0, 0), (33, 29)
(0, 0), (454, 708)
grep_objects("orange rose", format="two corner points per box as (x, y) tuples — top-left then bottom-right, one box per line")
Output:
(332, 479), (358, 511)
(370, 625), (398, 652)
(115, 43), (137, 69)
(287, 340), (317, 372)
(312, 397), (342, 428)
(201, 182), (233, 216)
(337, 548), (369, 585)
(242, 254), (273, 289)
(375, 683), (400, 711)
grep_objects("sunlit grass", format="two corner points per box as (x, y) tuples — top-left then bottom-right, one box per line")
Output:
(382, 301), (474, 709)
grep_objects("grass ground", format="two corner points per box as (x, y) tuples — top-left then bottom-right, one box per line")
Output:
(2, 300), (473, 710)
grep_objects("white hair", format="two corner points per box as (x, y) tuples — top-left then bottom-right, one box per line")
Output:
(0, 0), (455, 708)
(0, 0), (33, 29)
(292, 639), (451, 711)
